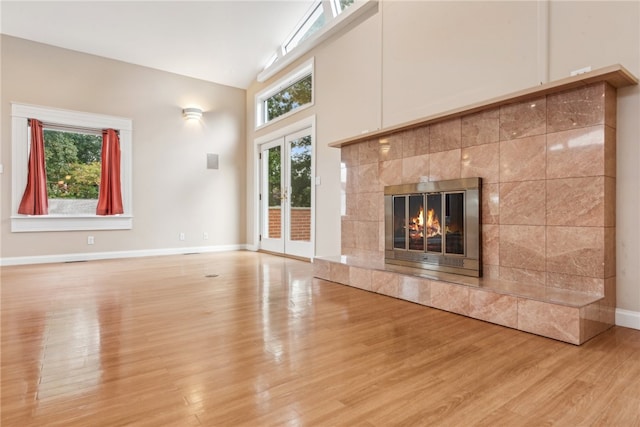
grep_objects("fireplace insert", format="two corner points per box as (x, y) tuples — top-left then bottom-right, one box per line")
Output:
(384, 178), (481, 277)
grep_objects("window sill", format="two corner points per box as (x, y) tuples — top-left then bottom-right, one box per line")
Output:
(11, 215), (133, 232)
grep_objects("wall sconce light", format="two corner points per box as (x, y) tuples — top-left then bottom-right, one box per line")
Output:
(182, 107), (203, 120)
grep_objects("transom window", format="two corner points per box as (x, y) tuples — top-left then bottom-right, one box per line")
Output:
(256, 59), (314, 128)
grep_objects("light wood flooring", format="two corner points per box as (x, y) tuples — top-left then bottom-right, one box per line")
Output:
(2, 251), (639, 426)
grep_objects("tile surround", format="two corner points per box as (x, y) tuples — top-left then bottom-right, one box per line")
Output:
(429, 118), (461, 152)
(461, 142), (500, 183)
(499, 97), (546, 140)
(323, 80), (623, 345)
(461, 108), (500, 148)
(500, 134), (546, 182)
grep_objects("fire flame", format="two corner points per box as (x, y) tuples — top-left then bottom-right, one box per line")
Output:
(408, 207), (424, 239)
(408, 206), (442, 240)
(425, 208), (441, 237)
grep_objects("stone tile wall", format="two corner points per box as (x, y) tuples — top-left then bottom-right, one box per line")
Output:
(340, 82), (616, 307)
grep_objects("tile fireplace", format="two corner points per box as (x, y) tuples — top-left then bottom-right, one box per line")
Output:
(314, 65), (638, 344)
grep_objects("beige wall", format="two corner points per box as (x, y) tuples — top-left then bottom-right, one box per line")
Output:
(1, 35), (246, 259)
(247, 1), (639, 314)
(382, 1), (540, 126)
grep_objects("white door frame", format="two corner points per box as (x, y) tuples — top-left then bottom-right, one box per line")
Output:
(254, 115), (316, 258)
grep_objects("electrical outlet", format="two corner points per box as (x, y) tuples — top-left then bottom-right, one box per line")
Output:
(179, 232), (185, 241)
(203, 232), (209, 240)
(87, 236), (95, 245)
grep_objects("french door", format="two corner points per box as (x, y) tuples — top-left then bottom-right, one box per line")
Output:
(259, 127), (314, 259)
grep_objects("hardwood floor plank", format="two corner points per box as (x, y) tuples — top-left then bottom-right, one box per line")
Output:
(2, 252), (639, 426)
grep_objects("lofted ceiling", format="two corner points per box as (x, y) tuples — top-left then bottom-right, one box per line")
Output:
(0, 0), (314, 89)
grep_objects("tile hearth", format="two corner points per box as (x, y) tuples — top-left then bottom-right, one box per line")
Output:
(316, 65), (638, 345)
(313, 255), (605, 345)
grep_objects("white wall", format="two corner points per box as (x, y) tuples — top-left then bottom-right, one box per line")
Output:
(1, 36), (247, 261)
(246, 1), (640, 317)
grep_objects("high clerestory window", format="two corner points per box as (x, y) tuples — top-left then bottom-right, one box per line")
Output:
(283, 2), (326, 54)
(258, 0), (374, 83)
(283, 0), (356, 55)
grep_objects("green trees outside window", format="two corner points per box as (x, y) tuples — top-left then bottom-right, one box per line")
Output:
(289, 136), (311, 208)
(265, 74), (312, 122)
(44, 130), (102, 199)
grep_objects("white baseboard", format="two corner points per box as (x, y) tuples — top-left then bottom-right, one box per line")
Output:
(616, 308), (640, 330)
(0, 244), (250, 266)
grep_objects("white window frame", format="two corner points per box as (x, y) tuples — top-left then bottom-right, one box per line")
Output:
(255, 58), (314, 130)
(11, 103), (133, 232)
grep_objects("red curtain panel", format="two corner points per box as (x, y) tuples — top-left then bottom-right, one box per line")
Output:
(18, 119), (49, 215)
(96, 129), (124, 215)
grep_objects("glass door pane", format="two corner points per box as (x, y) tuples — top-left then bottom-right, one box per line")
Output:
(426, 193), (443, 253)
(288, 136), (312, 242)
(393, 196), (406, 250)
(260, 139), (285, 254)
(408, 195), (424, 251)
(266, 145), (282, 239)
(445, 192), (465, 255)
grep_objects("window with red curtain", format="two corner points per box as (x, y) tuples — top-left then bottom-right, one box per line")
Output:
(96, 129), (124, 215)
(11, 103), (132, 232)
(17, 119), (48, 215)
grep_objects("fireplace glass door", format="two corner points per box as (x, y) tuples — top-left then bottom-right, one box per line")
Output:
(259, 127), (314, 259)
(445, 192), (464, 255)
(391, 192), (466, 256)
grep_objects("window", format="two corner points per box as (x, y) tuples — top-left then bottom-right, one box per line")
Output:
(43, 128), (103, 215)
(11, 103), (132, 232)
(265, 74), (312, 122)
(256, 59), (314, 128)
(283, 2), (326, 54)
(331, 0), (356, 15)
(257, 0), (377, 82)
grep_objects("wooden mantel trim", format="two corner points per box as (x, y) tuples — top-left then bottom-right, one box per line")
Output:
(329, 64), (638, 148)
